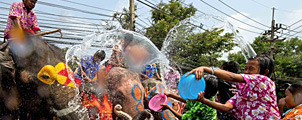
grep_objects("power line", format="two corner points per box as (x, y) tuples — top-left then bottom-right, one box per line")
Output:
(288, 19), (302, 27)
(249, 0), (271, 9)
(248, 0), (302, 15)
(178, 0), (225, 23)
(0, 1), (10, 6)
(0, 1), (113, 22)
(0, 15), (99, 30)
(143, 0), (158, 8)
(237, 27), (261, 34)
(35, 11), (112, 21)
(287, 29), (302, 38)
(137, 17), (151, 26)
(199, 0), (265, 31)
(58, 0), (120, 13)
(218, 0), (270, 28)
(0, 20), (95, 33)
(37, 1), (113, 17)
(137, 0), (158, 10)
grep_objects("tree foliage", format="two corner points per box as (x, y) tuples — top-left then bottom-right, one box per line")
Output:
(228, 37), (302, 78)
(167, 28), (236, 71)
(145, 0), (196, 49)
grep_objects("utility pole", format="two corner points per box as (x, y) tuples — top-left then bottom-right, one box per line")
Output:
(129, 0), (135, 31)
(261, 8), (285, 58)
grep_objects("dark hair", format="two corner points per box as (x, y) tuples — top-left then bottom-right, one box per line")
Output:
(287, 82), (302, 95)
(203, 75), (218, 99)
(94, 50), (106, 60)
(222, 61), (240, 73)
(248, 55), (275, 78)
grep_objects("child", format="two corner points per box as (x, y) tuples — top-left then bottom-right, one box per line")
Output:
(278, 83), (302, 119)
(160, 75), (218, 120)
(187, 55), (281, 120)
(216, 61), (239, 120)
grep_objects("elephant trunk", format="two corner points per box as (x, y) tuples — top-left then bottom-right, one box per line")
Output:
(114, 104), (133, 120)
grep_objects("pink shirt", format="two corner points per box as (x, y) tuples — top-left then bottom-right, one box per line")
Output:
(227, 74), (281, 120)
(4, 2), (40, 39)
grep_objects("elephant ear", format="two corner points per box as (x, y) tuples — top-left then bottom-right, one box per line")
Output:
(37, 65), (56, 85)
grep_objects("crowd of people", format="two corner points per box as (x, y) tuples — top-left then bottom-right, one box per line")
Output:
(3, 0), (302, 120)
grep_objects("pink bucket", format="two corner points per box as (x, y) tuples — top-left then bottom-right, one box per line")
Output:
(148, 94), (168, 111)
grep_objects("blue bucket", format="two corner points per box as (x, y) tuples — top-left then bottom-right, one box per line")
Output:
(178, 72), (206, 100)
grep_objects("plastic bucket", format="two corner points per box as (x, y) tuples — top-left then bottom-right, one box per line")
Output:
(149, 94), (168, 111)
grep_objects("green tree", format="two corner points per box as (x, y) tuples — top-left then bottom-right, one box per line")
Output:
(145, 0), (196, 49)
(113, 6), (137, 30)
(229, 37), (302, 78)
(168, 28), (236, 71)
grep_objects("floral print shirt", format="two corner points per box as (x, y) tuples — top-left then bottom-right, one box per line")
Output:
(283, 104), (302, 120)
(142, 64), (157, 78)
(227, 74), (281, 120)
(75, 56), (101, 81)
(4, 2), (40, 39)
(164, 71), (180, 89)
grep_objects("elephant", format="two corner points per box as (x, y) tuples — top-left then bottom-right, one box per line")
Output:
(37, 62), (154, 120)
(0, 36), (90, 119)
(0, 34), (154, 119)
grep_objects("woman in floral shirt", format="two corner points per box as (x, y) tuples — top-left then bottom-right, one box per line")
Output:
(187, 55), (281, 120)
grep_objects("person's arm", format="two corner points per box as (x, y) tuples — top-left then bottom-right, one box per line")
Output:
(278, 98), (286, 115)
(165, 93), (186, 103)
(140, 73), (149, 79)
(155, 72), (161, 80)
(187, 66), (245, 83)
(160, 104), (182, 119)
(193, 92), (234, 112)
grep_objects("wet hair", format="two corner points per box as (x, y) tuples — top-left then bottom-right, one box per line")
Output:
(248, 55), (275, 78)
(203, 75), (218, 99)
(287, 82), (302, 95)
(94, 50), (106, 60)
(222, 61), (240, 73)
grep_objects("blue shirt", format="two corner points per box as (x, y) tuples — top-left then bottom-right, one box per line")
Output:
(142, 64), (157, 78)
(75, 56), (101, 80)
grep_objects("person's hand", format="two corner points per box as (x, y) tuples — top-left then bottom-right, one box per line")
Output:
(189, 92), (206, 103)
(186, 67), (205, 80)
(278, 98), (286, 107)
(160, 104), (170, 111)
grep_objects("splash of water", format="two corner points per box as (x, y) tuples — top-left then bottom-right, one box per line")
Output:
(64, 28), (169, 118)
(160, 13), (257, 92)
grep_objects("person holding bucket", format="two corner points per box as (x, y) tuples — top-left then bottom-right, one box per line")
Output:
(187, 55), (280, 120)
(159, 75), (218, 120)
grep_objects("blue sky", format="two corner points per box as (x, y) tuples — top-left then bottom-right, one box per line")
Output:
(1, 0), (302, 51)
